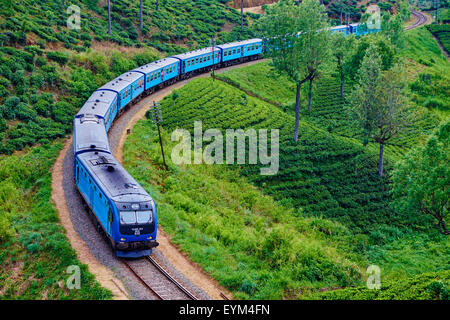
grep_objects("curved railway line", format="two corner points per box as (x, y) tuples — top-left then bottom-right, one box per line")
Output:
(406, 10), (428, 30)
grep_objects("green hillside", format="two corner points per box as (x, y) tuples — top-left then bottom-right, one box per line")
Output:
(124, 120), (363, 299)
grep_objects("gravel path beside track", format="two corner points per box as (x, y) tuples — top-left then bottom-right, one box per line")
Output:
(54, 59), (264, 300)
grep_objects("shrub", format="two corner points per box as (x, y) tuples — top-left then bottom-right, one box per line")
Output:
(46, 51), (69, 65)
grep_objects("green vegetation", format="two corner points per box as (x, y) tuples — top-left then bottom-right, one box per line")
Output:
(124, 119), (362, 299)
(309, 270), (450, 300)
(0, 142), (111, 299)
(120, 24), (449, 299)
(427, 24), (450, 55)
(393, 120), (449, 235)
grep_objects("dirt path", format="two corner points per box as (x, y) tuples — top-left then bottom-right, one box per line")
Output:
(51, 138), (129, 300)
(52, 59), (265, 300)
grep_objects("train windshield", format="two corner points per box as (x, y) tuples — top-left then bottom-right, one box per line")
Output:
(120, 210), (153, 224)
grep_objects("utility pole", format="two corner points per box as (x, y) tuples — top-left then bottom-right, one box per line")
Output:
(210, 37), (216, 81)
(108, 0), (111, 35)
(140, 0), (143, 30)
(150, 101), (167, 170)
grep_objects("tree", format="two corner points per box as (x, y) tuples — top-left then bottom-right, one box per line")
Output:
(259, 0), (330, 142)
(108, 0), (112, 35)
(349, 46), (412, 176)
(393, 120), (449, 235)
(382, 13), (404, 48)
(331, 32), (355, 99)
(156, 0), (159, 11)
(140, 0), (143, 30)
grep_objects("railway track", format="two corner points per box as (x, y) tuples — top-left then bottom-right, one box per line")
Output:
(123, 256), (198, 300)
(406, 10), (428, 30)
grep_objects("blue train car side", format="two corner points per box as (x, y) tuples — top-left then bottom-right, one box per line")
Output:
(172, 47), (221, 76)
(99, 72), (145, 111)
(75, 151), (158, 258)
(132, 57), (179, 92)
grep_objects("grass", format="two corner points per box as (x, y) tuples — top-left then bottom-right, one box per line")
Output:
(124, 119), (363, 299)
(0, 143), (112, 299)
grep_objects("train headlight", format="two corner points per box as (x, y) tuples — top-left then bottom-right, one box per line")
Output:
(131, 204), (140, 210)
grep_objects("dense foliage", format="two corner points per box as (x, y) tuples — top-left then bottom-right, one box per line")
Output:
(0, 143), (112, 299)
(427, 24), (450, 55)
(393, 120), (449, 235)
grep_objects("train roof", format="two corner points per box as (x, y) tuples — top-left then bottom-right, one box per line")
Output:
(88, 89), (117, 103)
(77, 151), (152, 203)
(74, 115), (110, 155)
(171, 47), (221, 60)
(330, 25), (349, 30)
(216, 38), (262, 49)
(76, 90), (117, 118)
(132, 57), (179, 75)
(99, 71), (144, 92)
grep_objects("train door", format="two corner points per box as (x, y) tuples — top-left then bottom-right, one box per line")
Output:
(107, 206), (113, 235)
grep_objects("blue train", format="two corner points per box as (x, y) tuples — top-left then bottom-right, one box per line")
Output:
(73, 24), (375, 258)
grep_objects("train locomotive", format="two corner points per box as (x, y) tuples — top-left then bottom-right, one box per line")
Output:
(73, 23), (377, 258)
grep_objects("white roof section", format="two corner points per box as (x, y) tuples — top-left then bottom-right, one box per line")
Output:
(172, 47), (221, 60)
(88, 90), (117, 103)
(100, 71), (143, 91)
(217, 38), (262, 49)
(132, 57), (179, 74)
(330, 25), (349, 30)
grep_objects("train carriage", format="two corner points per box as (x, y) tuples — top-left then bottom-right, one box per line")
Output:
(330, 25), (350, 35)
(132, 58), (179, 93)
(73, 114), (111, 156)
(171, 47), (221, 76)
(75, 151), (158, 258)
(217, 39), (262, 65)
(99, 72), (145, 111)
(77, 90), (118, 132)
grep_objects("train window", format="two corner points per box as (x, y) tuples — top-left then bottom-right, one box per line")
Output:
(94, 186), (96, 191)
(237, 48), (240, 53)
(207, 55), (210, 61)
(89, 178), (91, 184)
(137, 211), (153, 224)
(196, 58), (199, 63)
(99, 193), (102, 199)
(120, 211), (136, 224)
(256, 44), (259, 49)
(233, 48), (236, 54)
(187, 60), (190, 66)
(224, 51), (227, 57)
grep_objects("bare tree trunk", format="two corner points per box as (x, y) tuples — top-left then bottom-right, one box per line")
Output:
(241, 0), (244, 31)
(108, 0), (111, 35)
(378, 143), (384, 176)
(340, 0), (343, 24)
(140, 0), (143, 30)
(340, 71), (344, 99)
(294, 83), (301, 142)
(156, 0), (159, 11)
(308, 78), (313, 112)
